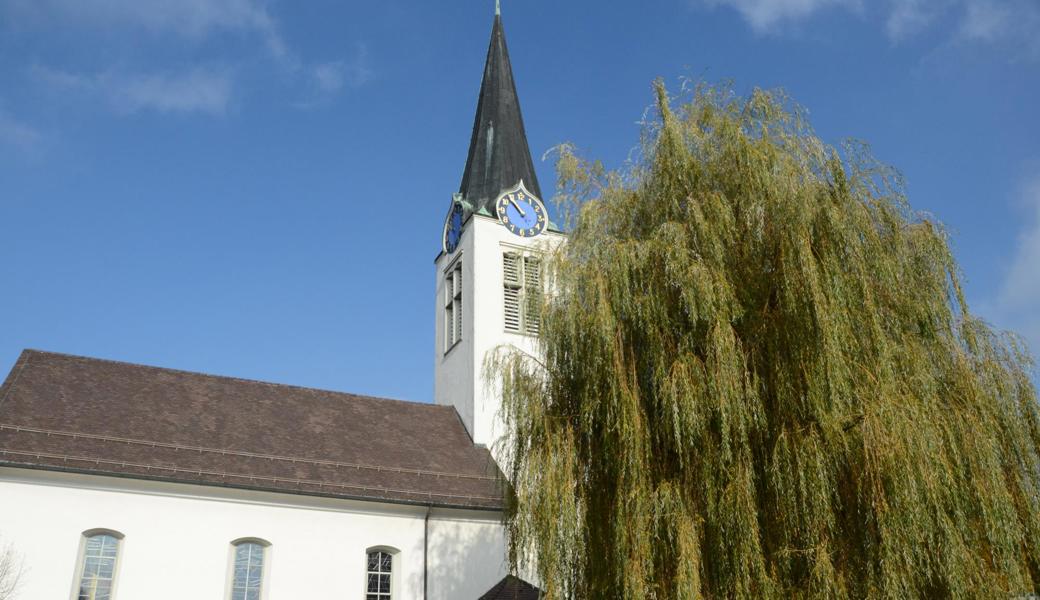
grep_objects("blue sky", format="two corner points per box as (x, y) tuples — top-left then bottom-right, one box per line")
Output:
(1, 0), (1038, 401)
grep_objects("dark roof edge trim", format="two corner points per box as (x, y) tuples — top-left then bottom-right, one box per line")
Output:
(0, 461), (506, 512)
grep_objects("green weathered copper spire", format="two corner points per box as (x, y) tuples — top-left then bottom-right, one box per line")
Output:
(457, 8), (542, 216)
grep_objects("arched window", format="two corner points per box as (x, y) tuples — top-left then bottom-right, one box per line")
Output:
(229, 539), (269, 600)
(365, 548), (396, 600)
(74, 529), (123, 600)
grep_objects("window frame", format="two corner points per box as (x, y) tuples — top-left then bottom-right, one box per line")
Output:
(69, 528), (125, 600)
(225, 537), (272, 600)
(444, 256), (463, 353)
(363, 546), (400, 600)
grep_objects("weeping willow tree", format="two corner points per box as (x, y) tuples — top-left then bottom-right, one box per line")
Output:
(491, 81), (1040, 599)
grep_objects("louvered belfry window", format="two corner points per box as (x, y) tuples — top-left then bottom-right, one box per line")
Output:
(503, 252), (542, 335)
(445, 262), (463, 350)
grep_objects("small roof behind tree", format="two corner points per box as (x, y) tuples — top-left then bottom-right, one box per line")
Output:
(478, 575), (541, 600)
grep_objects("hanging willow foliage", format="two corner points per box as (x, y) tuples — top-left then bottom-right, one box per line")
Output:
(490, 81), (1040, 599)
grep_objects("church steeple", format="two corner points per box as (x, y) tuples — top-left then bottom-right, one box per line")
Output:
(458, 9), (542, 216)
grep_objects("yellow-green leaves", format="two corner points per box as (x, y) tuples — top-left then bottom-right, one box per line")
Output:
(493, 82), (1040, 599)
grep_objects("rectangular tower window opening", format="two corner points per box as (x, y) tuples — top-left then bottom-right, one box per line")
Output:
(445, 261), (463, 351)
(503, 252), (542, 335)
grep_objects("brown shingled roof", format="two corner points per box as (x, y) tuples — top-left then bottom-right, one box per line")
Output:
(0, 350), (505, 510)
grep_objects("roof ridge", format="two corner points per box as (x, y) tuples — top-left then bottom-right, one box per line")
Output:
(19, 349), (448, 411)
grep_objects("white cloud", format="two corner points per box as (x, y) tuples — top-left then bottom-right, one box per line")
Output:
(312, 62), (347, 95)
(700, 0), (858, 33)
(6, 0), (369, 109)
(959, 0), (1012, 40)
(315, 45), (372, 91)
(695, 0), (1040, 56)
(0, 106), (42, 151)
(2, 0), (281, 45)
(33, 65), (233, 115)
(4, 0), (290, 59)
(886, 0), (944, 39)
(997, 173), (1040, 357)
(294, 45), (372, 109)
(957, 0), (1040, 57)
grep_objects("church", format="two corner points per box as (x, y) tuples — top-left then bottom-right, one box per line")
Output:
(0, 8), (559, 600)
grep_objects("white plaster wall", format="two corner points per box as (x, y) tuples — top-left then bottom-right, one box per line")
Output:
(434, 222), (476, 441)
(435, 214), (564, 465)
(0, 468), (507, 600)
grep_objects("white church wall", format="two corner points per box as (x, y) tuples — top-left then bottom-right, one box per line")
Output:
(0, 468), (507, 600)
(434, 222), (476, 441)
(468, 215), (565, 466)
(436, 212), (565, 462)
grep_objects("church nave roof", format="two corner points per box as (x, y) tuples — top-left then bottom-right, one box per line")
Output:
(0, 349), (505, 510)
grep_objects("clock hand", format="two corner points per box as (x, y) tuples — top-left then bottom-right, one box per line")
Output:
(509, 197), (526, 217)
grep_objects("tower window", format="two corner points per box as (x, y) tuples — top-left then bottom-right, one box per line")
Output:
(503, 252), (541, 335)
(445, 261), (463, 351)
(75, 530), (123, 600)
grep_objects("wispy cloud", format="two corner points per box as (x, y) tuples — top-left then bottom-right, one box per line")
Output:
(33, 65), (233, 115)
(695, 0), (1040, 57)
(0, 106), (43, 151)
(996, 171), (1040, 357)
(699, 0), (859, 33)
(5, 0), (369, 113)
(4, 0), (288, 59)
(2, 0), (284, 51)
(885, 0), (944, 40)
(957, 0), (1040, 57)
(295, 44), (372, 109)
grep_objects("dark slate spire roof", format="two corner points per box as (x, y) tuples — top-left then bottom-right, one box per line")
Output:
(458, 11), (542, 215)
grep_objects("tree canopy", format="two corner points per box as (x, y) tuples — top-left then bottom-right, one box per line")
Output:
(493, 81), (1040, 599)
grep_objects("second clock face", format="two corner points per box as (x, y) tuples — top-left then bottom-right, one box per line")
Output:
(496, 188), (547, 238)
(443, 202), (463, 254)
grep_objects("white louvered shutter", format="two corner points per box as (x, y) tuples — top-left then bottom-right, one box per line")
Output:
(524, 256), (541, 335)
(503, 253), (521, 332)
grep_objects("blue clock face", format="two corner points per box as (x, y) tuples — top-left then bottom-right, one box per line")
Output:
(496, 189), (547, 238)
(443, 203), (463, 253)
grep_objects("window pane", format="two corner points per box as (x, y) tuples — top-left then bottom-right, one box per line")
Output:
(99, 536), (118, 558)
(380, 552), (392, 572)
(231, 542), (265, 600)
(368, 553), (378, 571)
(78, 534), (120, 600)
(85, 536), (103, 554)
(379, 573), (391, 593)
(98, 557), (115, 579)
(368, 573), (379, 592)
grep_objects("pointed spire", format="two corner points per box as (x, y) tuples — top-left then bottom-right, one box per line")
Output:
(458, 10), (542, 215)
(495, 0), (501, 16)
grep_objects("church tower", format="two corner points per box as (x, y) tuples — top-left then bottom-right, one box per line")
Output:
(434, 7), (563, 459)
